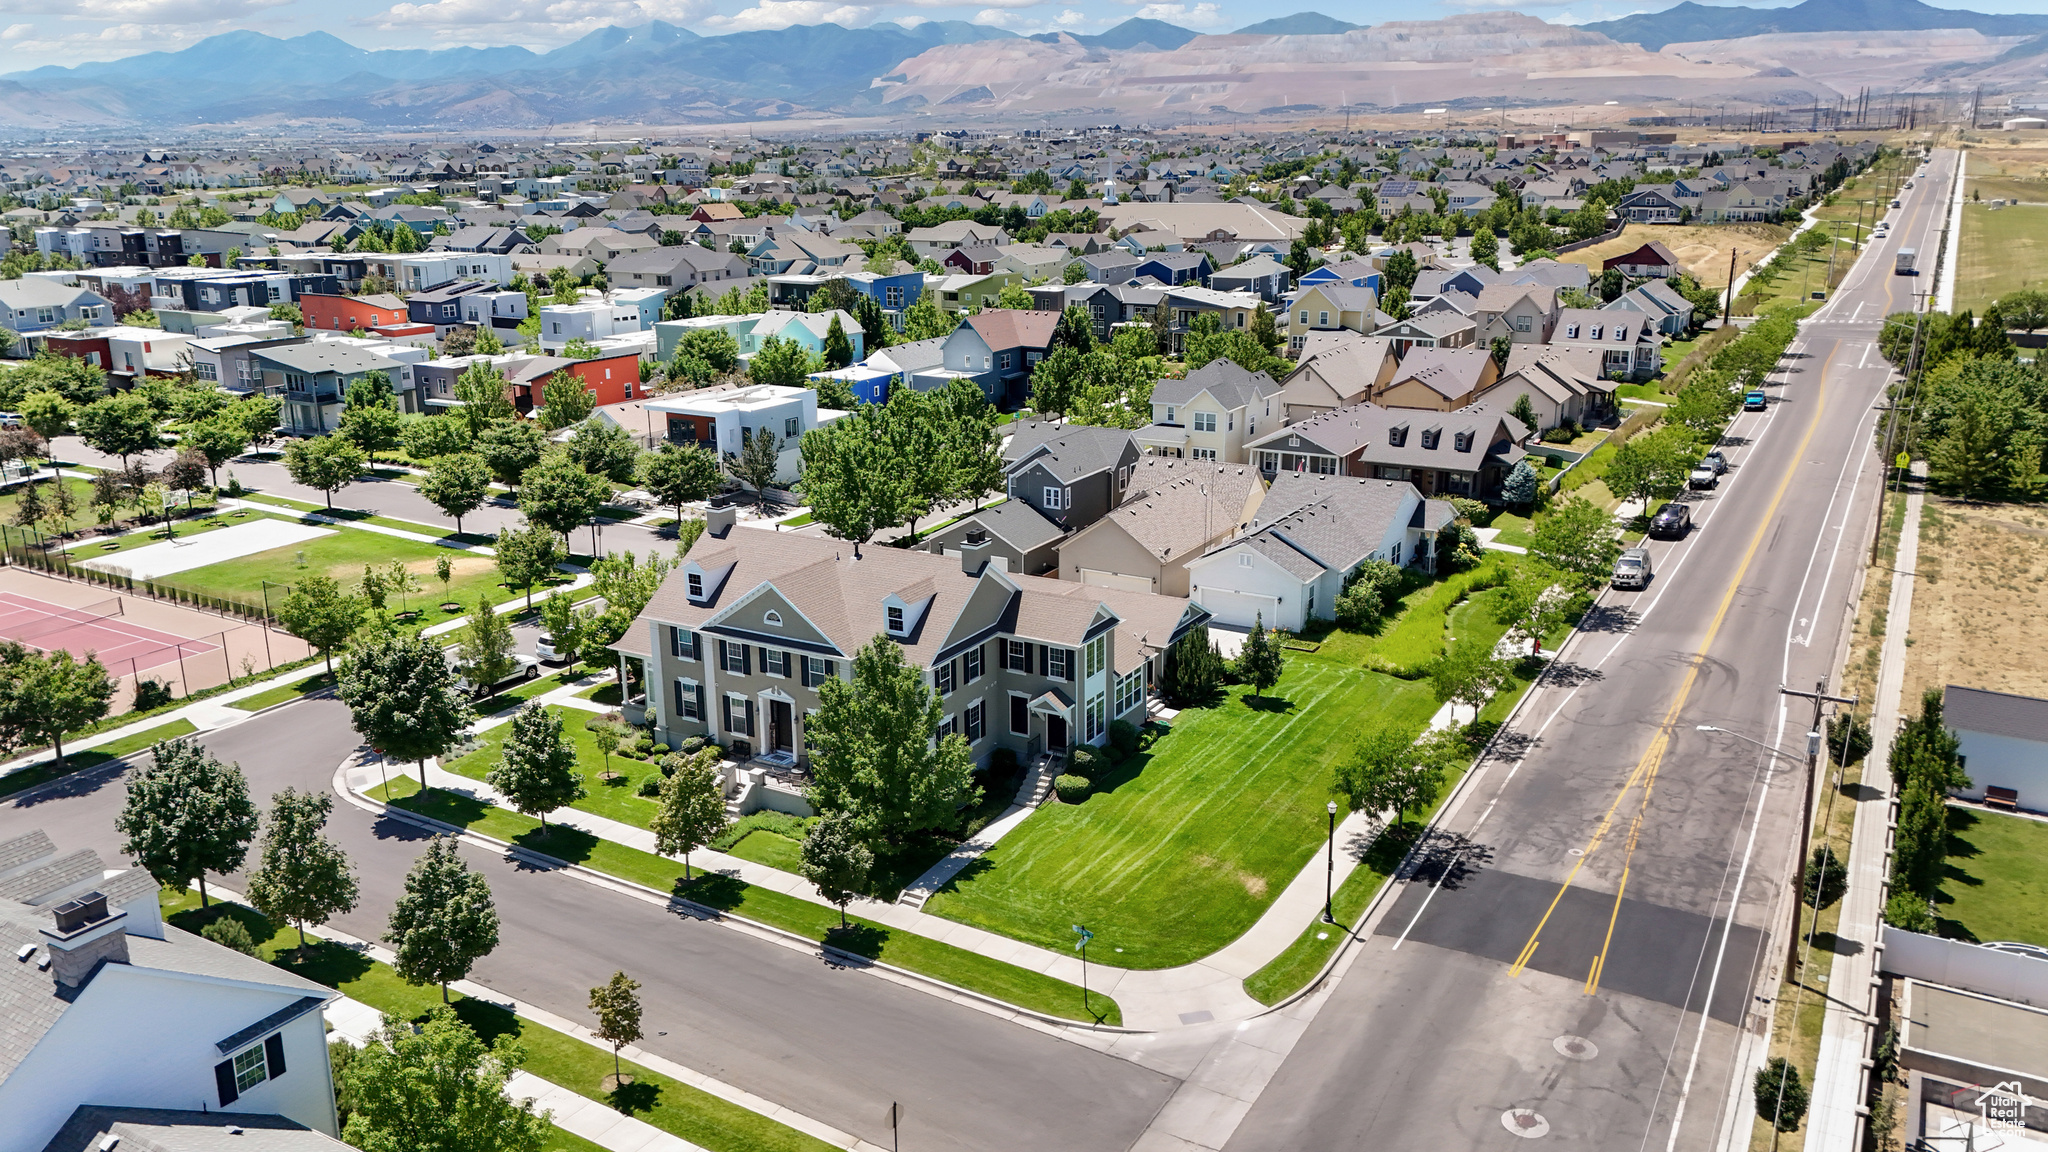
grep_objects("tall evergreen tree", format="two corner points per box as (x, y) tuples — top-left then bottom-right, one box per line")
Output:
(1234, 612), (1286, 700)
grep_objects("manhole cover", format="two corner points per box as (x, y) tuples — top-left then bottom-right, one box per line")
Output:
(1553, 1035), (1598, 1061)
(1501, 1110), (1550, 1138)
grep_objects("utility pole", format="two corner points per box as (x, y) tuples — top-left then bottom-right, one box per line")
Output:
(1722, 245), (1740, 326)
(1779, 681), (1857, 975)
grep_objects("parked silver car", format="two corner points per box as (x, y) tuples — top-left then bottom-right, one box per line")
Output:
(1612, 547), (1652, 589)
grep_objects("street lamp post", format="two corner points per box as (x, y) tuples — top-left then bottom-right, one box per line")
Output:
(1323, 800), (1338, 924)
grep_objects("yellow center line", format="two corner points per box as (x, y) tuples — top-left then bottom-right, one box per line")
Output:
(1507, 336), (1844, 984)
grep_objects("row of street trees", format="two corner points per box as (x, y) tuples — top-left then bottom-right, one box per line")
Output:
(797, 378), (1003, 548)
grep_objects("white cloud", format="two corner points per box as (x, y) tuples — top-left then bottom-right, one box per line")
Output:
(0, 0), (288, 21)
(698, 0), (875, 29)
(370, 0), (709, 31)
(1132, 2), (1225, 26)
(1, 20), (32, 36)
(971, 6), (1101, 32)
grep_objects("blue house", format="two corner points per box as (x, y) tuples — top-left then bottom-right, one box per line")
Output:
(1299, 258), (1384, 293)
(1133, 252), (1212, 286)
(842, 269), (925, 330)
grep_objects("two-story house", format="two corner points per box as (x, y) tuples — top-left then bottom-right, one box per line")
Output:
(1057, 457), (1265, 596)
(1002, 420), (1141, 532)
(253, 341), (406, 434)
(1374, 310), (1478, 357)
(619, 517), (1207, 769)
(1183, 472), (1457, 631)
(1208, 255), (1290, 302)
(647, 383), (841, 486)
(1549, 308), (1660, 381)
(1604, 279), (1695, 336)
(905, 221), (1010, 260)
(0, 829), (342, 1152)
(1276, 333), (1399, 423)
(939, 310), (1057, 408)
(1134, 360), (1283, 464)
(1469, 283), (1560, 348)
(1603, 241), (1681, 279)
(1283, 282), (1381, 354)
(1244, 396), (1533, 500)
(1479, 345), (1614, 432)
(1, 279), (114, 349)
(1375, 346), (1501, 411)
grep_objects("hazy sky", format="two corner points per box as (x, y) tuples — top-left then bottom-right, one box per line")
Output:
(2, 0), (2040, 69)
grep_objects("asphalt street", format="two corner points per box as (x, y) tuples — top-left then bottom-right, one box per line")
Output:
(1224, 152), (1951, 1152)
(0, 698), (1179, 1151)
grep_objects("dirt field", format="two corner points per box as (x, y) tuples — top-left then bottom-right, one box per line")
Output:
(1902, 497), (2048, 706)
(1553, 222), (1792, 288)
(1963, 140), (2048, 205)
(0, 565), (314, 713)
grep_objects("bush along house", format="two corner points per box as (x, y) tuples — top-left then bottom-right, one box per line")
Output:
(612, 510), (1208, 807)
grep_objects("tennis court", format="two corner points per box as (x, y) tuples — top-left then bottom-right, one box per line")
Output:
(0, 568), (315, 712)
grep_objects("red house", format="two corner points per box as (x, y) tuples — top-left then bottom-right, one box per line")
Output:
(301, 292), (411, 333)
(38, 330), (112, 372)
(502, 352), (644, 414)
(1602, 241), (1680, 280)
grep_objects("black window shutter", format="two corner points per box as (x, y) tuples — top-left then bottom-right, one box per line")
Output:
(744, 700), (757, 736)
(215, 1060), (239, 1106)
(742, 645), (752, 676)
(265, 1033), (287, 1078)
(825, 660), (837, 680)
(718, 639), (729, 668)
(696, 684), (706, 719)
(1039, 645), (1048, 676)
(783, 651), (793, 678)
(673, 679), (686, 713)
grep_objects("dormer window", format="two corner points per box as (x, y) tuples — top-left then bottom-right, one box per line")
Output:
(1388, 423), (1408, 447)
(687, 572), (704, 598)
(886, 605), (905, 633)
(1455, 430), (1474, 452)
(1566, 324), (1579, 338)
(1589, 325), (1603, 340)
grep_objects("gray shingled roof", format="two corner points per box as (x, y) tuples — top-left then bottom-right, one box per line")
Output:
(1250, 473), (1421, 574)
(948, 500), (1066, 553)
(1943, 685), (2048, 744)
(40, 1106), (348, 1152)
(1150, 359), (1281, 412)
(1003, 421), (1134, 484)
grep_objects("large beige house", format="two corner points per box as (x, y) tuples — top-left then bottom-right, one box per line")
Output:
(1056, 459), (1265, 596)
(619, 514), (1207, 769)
(1135, 360), (1283, 464)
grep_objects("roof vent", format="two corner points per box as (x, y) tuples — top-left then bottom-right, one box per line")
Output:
(225, 1126), (244, 1137)
(16, 943), (35, 962)
(98, 1136), (120, 1152)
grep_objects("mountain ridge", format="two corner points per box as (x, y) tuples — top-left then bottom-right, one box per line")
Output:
(1581, 0), (2048, 51)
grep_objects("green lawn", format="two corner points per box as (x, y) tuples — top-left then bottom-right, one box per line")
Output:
(159, 893), (835, 1152)
(1244, 820), (1427, 1005)
(472, 671), (576, 716)
(229, 671), (336, 711)
(1934, 807), (2048, 947)
(0, 718), (197, 797)
(923, 659), (1441, 969)
(441, 704), (662, 829)
(1486, 512), (1534, 549)
(0, 474), (102, 535)
(62, 507), (280, 562)
(726, 829), (806, 873)
(1956, 203), (2048, 316)
(236, 490), (463, 539)
(372, 779), (1117, 1024)
(576, 679), (623, 704)
(152, 520), (558, 618)
(1304, 558), (1515, 675)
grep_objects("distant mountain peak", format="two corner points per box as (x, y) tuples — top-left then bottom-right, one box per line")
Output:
(1234, 12), (1361, 36)
(1581, 0), (2048, 50)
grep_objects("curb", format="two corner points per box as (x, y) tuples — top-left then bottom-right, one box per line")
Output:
(1255, 600), (1588, 1015)
(336, 759), (1146, 1036)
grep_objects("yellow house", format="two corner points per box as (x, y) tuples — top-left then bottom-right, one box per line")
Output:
(1283, 282), (1381, 353)
(1374, 346), (1500, 411)
(1135, 359), (1284, 464)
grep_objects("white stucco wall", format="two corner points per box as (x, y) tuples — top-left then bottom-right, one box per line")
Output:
(1954, 728), (2048, 805)
(0, 964), (336, 1152)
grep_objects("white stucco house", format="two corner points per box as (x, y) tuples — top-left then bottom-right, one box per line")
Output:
(1185, 473), (1456, 632)
(1943, 685), (2048, 811)
(0, 829), (343, 1152)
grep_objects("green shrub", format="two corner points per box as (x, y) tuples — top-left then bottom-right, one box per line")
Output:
(989, 746), (1018, 774)
(633, 735), (654, 755)
(1802, 844), (1848, 908)
(637, 776), (661, 797)
(1539, 425), (1576, 444)
(1067, 744), (1106, 780)
(1053, 774), (1090, 803)
(1449, 496), (1492, 526)
(1108, 719), (1140, 760)
(650, 743), (670, 757)
(680, 735), (706, 754)
(201, 916), (259, 956)
(709, 810), (808, 852)
(133, 678), (175, 712)
(1884, 890), (1938, 933)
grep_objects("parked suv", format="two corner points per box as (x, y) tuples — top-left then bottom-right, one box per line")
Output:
(1649, 503), (1693, 539)
(1701, 449), (1727, 474)
(1612, 547), (1652, 589)
(1688, 464), (1718, 490)
(451, 652), (541, 696)
(537, 632), (566, 663)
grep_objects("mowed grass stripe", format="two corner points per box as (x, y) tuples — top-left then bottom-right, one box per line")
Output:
(925, 659), (1438, 968)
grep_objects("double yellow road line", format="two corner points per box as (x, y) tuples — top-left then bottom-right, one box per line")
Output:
(1508, 338), (1843, 994)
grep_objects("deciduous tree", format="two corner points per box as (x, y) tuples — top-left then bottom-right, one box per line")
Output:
(276, 575), (365, 674)
(649, 746), (727, 879)
(494, 521), (563, 610)
(245, 787), (359, 957)
(114, 738), (257, 906)
(385, 835), (500, 1002)
(77, 393), (163, 468)
(725, 425), (781, 510)
(520, 450), (610, 547)
(1529, 496), (1620, 587)
(807, 636), (978, 848)
(419, 451), (492, 535)
(486, 704), (584, 828)
(341, 1007), (550, 1152)
(538, 372), (596, 431)
(478, 419), (546, 495)
(1331, 723), (1443, 825)
(799, 811), (873, 929)
(637, 442), (721, 526)
(283, 435), (366, 509)
(402, 414), (473, 460)
(337, 629), (474, 797)
(588, 972), (643, 1088)
(181, 417), (248, 488)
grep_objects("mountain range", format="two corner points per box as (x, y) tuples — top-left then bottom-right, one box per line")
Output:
(1579, 0), (2048, 51)
(2, 0), (2044, 132)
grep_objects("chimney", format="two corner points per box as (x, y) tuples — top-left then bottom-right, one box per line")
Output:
(960, 530), (995, 577)
(705, 506), (737, 539)
(40, 891), (128, 990)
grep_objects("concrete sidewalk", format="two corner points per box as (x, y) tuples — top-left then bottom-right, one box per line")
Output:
(1805, 480), (1923, 1150)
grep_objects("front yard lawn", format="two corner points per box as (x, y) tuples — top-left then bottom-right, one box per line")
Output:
(372, 779), (1118, 1024)
(440, 704), (661, 829)
(1934, 806), (2048, 948)
(923, 660), (1441, 969)
(1304, 557), (1514, 674)
(159, 892), (834, 1152)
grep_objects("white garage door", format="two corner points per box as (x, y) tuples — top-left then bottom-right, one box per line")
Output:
(1192, 586), (1280, 630)
(1079, 568), (1155, 594)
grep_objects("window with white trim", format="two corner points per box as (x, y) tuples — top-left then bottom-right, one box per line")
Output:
(675, 678), (703, 719)
(232, 1045), (269, 1093)
(1114, 667), (1145, 715)
(1043, 487), (1066, 510)
(964, 646), (984, 683)
(935, 660), (956, 694)
(1005, 639), (1031, 672)
(761, 648), (789, 677)
(1192, 412), (1216, 433)
(1085, 635), (1105, 678)
(966, 700), (985, 742)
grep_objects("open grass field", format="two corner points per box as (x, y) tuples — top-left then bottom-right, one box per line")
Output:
(922, 658), (1441, 969)
(159, 891), (834, 1152)
(1954, 203), (2048, 315)
(1902, 497), (2048, 706)
(371, 778), (1118, 1024)
(0, 475), (101, 536)
(1933, 807), (2048, 948)
(1965, 142), (2048, 205)
(158, 521), (552, 616)
(1554, 222), (1792, 288)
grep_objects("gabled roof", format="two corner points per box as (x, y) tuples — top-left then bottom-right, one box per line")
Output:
(1203, 473), (1422, 581)
(963, 308), (1058, 352)
(1004, 420), (1135, 483)
(1083, 460), (1262, 561)
(1386, 346), (1494, 400)
(1150, 358), (1280, 411)
(943, 499), (1066, 553)
(1943, 684), (2048, 743)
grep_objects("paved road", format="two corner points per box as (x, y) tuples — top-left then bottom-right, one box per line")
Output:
(1226, 152), (1952, 1152)
(0, 700), (1178, 1152)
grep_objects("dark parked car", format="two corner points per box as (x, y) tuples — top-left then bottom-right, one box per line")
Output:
(1649, 502), (1693, 538)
